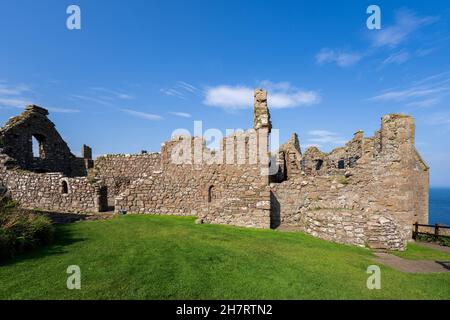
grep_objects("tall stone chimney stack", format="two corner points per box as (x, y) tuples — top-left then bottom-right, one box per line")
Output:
(253, 89), (272, 133)
(253, 89), (272, 176)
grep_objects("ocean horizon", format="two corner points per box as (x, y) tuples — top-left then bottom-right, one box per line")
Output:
(429, 188), (450, 226)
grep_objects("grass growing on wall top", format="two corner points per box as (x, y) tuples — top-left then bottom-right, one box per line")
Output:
(0, 214), (449, 300)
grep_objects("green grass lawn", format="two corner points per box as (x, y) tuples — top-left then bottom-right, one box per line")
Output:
(0, 215), (449, 300)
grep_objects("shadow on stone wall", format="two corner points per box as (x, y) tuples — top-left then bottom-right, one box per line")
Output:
(270, 191), (280, 229)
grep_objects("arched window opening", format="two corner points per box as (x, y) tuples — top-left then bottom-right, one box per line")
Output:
(32, 136), (40, 158)
(62, 181), (69, 194)
(315, 159), (324, 171)
(208, 185), (215, 203)
(338, 159), (345, 169)
(31, 134), (46, 159)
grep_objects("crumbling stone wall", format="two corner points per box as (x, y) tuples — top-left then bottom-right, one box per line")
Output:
(0, 168), (106, 213)
(92, 153), (161, 206)
(0, 105), (87, 176)
(115, 130), (272, 229)
(271, 114), (429, 250)
(0, 91), (429, 250)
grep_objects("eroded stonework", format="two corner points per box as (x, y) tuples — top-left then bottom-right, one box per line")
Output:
(0, 89), (429, 250)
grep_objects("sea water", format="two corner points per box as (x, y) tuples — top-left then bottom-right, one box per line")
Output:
(429, 188), (450, 226)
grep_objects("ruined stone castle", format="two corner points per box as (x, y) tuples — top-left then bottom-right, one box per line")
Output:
(0, 89), (429, 250)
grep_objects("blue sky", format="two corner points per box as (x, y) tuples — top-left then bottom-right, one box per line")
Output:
(1, 0), (450, 186)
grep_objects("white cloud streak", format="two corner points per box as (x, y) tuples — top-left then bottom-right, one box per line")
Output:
(0, 97), (31, 108)
(121, 108), (163, 121)
(370, 10), (438, 48)
(169, 111), (192, 118)
(70, 94), (113, 106)
(316, 49), (362, 67)
(46, 107), (80, 113)
(382, 51), (410, 65)
(369, 71), (450, 108)
(161, 81), (200, 100)
(307, 130), (347, 145)
(91, 87), (135, 100)
(204, 82), (320, 110)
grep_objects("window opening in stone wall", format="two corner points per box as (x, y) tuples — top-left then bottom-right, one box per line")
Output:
(32, 134), (46, 159)
(62, 181), (69, 194)
(338, 159), (345, 169)
(32, 136), (40, 158)
(315, 159), (323, 171)
(208, 185), (215, 203)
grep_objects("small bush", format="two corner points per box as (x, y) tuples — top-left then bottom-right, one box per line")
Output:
(415, 233), (450, 247)
(0, 200), (54, 261)
(29, 215), (54, 245)
(439, 237), (450, 247)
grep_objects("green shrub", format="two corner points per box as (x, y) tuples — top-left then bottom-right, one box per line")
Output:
(0, 200), (54, 261)
(29, 215), (54, 245)
(439, 237), (450, 247)
(0, 228), (12, 260)
(416, 233), (450, 247)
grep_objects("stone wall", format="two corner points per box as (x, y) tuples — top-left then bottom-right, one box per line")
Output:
(0, 168), (106, 213)
(92, 153), (161, 206)
(115, 133), (272, 229)
(0, 91), (430, 251)
(0, 105), (88, 176)
(270, 114), (429, 250)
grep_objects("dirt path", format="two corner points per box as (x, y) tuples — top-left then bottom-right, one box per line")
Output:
(374, 252), (450, 273)
(414, 242), (450, 253)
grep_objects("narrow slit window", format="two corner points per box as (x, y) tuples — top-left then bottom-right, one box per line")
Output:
(208, 186), (214, 203)
(62, 181), (69, 194)
(31, 134), (46, 159)
(315, 159), (323, 171)
(32, 136), (40, 158)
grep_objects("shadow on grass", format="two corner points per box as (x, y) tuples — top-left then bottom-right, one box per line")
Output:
(0, 225), (86, 267)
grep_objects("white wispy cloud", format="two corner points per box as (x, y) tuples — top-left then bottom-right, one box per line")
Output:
(161, 81), (200, 100)
(71, 87), (135, 107)
(70, 94), (113, 106)
(405, 98), (440, 108)
(121, 108), (163, 121)
(46, 107), (80, 113)
(415, 47), (436, 57)
(204, 86), (252, 109)
(316, 10), (439, 68)
(169, 111), (192, 118)
(160, 88), (187, 100)
(91, 87), (135, 100)
(307, 130), (347, 145)
(369, 71), (450, 108)
(370, 9), (438, 48)
(0, 84), (31, 96)
(204, 82), (320, 110)
(370, 86), (449, 102)
(0, 82), (80, 113)
(176, 81), (198, 93)
(0, 83), (32, 108)
(427, 113), (450, 127)
(382, 51), (410, 65)
(0, 97), (31, 108)
(315, 48), (362, 67)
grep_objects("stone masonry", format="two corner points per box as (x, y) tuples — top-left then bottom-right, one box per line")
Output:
(0, 89), (429, 250)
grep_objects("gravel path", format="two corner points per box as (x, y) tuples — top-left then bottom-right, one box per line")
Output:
(374, 252), (450, 273)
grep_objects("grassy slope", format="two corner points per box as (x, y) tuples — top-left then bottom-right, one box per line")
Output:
(0, 215), (449, 300)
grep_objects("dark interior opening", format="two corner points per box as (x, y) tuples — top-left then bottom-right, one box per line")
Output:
(62, 180), (69, 194)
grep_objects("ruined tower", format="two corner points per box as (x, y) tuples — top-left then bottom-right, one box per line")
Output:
(253, 89), (272, 176)
(253, 89), (272, 133)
